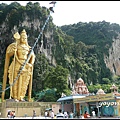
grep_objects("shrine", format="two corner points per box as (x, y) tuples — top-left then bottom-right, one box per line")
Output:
(57, 78), (90, 116)
(73, 83), (120, 117)
(73, 78), (89, 95)
(96, 88), (105, 95)
(57, 78), (120, 117)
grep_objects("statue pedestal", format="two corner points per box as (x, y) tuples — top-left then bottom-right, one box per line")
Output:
(6, 99), (17, 102)
(0, 99), (56, 118)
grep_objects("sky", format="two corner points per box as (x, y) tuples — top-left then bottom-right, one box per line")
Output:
(0, 1), (120, 26)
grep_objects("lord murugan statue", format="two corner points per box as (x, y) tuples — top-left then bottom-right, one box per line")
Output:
(2, 29), (35, 102)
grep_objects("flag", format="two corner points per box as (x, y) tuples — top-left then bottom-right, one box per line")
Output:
(49, 1), (56, 4)
(49, 7), (54, 13)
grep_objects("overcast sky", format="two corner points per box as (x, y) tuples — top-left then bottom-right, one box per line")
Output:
(0, 1), (120, 26)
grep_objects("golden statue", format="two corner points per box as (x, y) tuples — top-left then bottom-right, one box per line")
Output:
(2, 29), (35, 102)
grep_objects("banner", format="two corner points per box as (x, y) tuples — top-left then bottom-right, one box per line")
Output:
(73, 93), (114, 103)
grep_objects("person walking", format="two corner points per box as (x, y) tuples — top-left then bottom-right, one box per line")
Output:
(7, 110), (11, 118)
(51, 110), (54, 119)
(32, 110), (36, 119)
(10, 111), (14, 118)
(92, 110), (96, 118)
(56, 109), (64, 119)
(69, 111), (73, 118)
(64, 111), (68, 118)
(44, 110), (48, 119)
(12, 111), (15, 119)
(84, 111), (90, 118)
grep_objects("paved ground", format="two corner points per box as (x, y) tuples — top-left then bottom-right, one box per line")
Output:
(0, 116), (52, 119)
(0, 116), (120, 119)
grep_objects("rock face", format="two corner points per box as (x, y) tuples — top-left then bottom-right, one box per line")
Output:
(0, 14), (56, 66)
(1, 10), (120, 77)
(104, 33), (120, 76)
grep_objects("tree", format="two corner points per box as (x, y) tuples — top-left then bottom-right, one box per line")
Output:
(102, 78), (110, 84)
(33, 54), (50, 92)
(45, 65), (70, 98)
(35, 88), (57, 102)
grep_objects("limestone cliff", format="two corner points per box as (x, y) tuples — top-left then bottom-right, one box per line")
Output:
(104, 33), (120, 76)
(0, 14), (56, 66)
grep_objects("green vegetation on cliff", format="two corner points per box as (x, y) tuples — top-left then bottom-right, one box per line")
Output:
(0, 2), (120, 102)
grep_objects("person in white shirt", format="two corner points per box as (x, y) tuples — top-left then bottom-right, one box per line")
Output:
(12, 111), (15, 118)
(7, 110), (11, 118)
(44, 110), (48, 118)
(92, 110), (96, 118)
(64, 111), (68, 118)
(56, 109), (64, 119)
(51, 110), (54, 119)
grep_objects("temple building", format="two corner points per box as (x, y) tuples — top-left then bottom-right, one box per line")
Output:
(110, 84), (118, 93)
(74, 78), (89, 95)
(96, 89), (106, 95)
(57, 78), (120, 117)
(57, 78), (89, 115)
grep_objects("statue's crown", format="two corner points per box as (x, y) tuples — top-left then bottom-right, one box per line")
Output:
(20, 29), (27, 36)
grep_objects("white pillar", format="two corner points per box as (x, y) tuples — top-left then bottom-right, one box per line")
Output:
(96, 102), (100, 117)
(62, 101), (64, 113)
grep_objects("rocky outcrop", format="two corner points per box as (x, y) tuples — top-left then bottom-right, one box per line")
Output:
(0, 14), (56, 66)
(104, 33), (120, 76)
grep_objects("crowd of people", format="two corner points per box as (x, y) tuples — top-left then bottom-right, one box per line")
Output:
(44, 109), (92, 119)
(44, 109), (71, 119)
(6, 109), (92, 119)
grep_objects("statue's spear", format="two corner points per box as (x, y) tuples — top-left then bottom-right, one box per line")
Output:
(9, 32), (20, 99)
(1, 32), (20, 101)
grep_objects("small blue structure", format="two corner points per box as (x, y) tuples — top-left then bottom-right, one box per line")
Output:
(57, 94), (87, 116)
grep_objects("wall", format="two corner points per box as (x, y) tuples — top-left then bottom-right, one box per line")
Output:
(0, 101), (61, 118)
(62, 104), (73, 113)
(52, 104), (61, 115)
